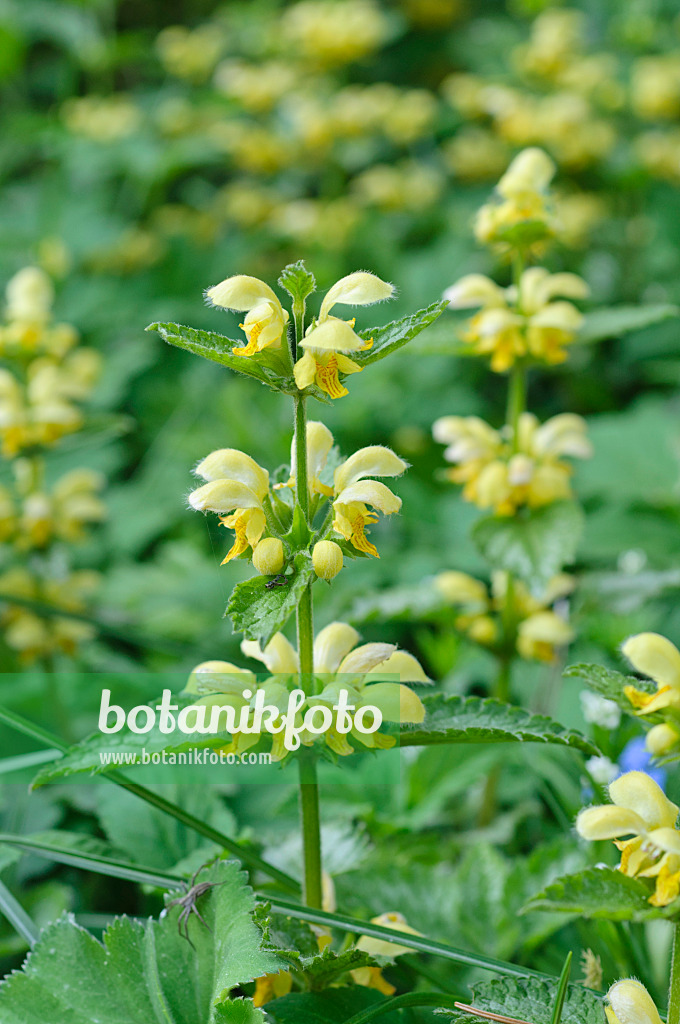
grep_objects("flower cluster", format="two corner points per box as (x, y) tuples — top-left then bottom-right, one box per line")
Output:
(577, 770), (680, 907)
(186, 622), (427, 761)
(0, 268), (105, 664)
(444, 267), (588, 373)
(189, 423), (406, 569)
(621, 632), (680, 757)
(433, 411), (591, 515)
(434, 570), (574, 663)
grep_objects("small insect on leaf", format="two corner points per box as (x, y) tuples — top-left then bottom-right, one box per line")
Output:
(163, 866), (224, 948)
(265, 574), (288, 590)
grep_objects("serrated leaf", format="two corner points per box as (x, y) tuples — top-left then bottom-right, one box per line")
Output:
(214, 1000), (267, 1024)
(0, 861), (283, 1024)
(523, 866), (680, 922)
(437, 974), (603, 1024)
(472, 501), (583, 590)
(147, 322), (293, 391)
(564, 663), (654, 715)
(399, 694), (598, 755)
(226, 552), (314, 647)
(278, 261), (316, 302)
(355, 300), (448, 365)
(576, 304), (679, 345)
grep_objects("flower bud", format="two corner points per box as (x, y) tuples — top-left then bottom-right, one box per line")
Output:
(252, 537), (284, 576)
(313, 540), (343, 581)
(646, 722), (680, 756)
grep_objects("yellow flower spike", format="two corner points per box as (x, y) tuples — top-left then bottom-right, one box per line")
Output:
(606, 980), (664, 1024)
(333, 479), (402, 557)
(318, 271), (394, 320)
(241, 632), (299, 675)
(252, 537), (285, 576)
(622, 632), (680, 714)
(334, 446), (408, 496)
(5, 267), (54, 324)
(434, 571), (489, 606)
(313, 621), (361, 673)
(313, 540), (343, 581)
(204, 275), (289, 356)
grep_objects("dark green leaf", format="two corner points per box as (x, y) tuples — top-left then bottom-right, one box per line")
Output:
(523, 866), (680, 922)
(278, 261), (316, 302)
(399, 694), (597, 755)
(437, 974), (603, 1024)
(472, 501), (584, 590)
(266, 988), (402, 1024)
(227, 551), (314, 647)
(0, 861), (283, 1024)
(356, 300), (448, 365)
(576, 305), (679, 345)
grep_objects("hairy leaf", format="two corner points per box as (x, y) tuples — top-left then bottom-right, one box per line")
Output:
(523, 866), (680, 922)
(399, 694), (598, 755)
(576, 304), (679, 345)
(278, 261), (316, 302)
(355, 300), (448, 365)
(564, 663), (654, 715)
(472, 501), (583, 589)
(147, 322), (292, 390)
(0, 861), (283, 1023)
(438, 974), (603, 1024)
(226, 551), (314, 648)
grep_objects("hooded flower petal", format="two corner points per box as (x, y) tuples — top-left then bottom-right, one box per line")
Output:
(606, 981), (663, 1024)
(302, 317), (368, 353)
(334, 446), (407, 495)
(622, 633), (680, 693)
(362, 681), (425, 723)
(188, 479), (263, 513)
(609, 771), (679, 830)
(576, 805), (648, 841)
(314, 622), (361, 674)
(443, 274), (506, 310)
(241, 633), (299, 675)
(319, 272), (393, 320)
(338, 642), (397, 674)
(205, 275), (279, 311)
(334, 480), (402, 515)
(194, 449), (269, 498)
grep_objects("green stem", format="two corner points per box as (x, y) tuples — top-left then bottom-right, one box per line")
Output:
(506, 364), (527, 452)
(298, 751), (323, 909)
(668, 923), (680, 1024)
(344, 993), (459, 1024)
(294, 393), (310, 520)
(262, 494), (284, 536)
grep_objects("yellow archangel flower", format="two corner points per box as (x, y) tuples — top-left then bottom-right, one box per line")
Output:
(352, 911), (422, 994)
(187, 624), (427, 761)
(204, 275), (289, 357)
(434, 570), (574, 662)
(188, 448), (270, 564)
(605, 981), (664, 1024)
(474, 147), (558, 250)
(281, 420), (407, 557)
(433, 410), (591, 514)
(577, 770), (680, 907)
(294, 271), (393, 399)
(444, 267), (588, 373)
(622, 632), (680, 714)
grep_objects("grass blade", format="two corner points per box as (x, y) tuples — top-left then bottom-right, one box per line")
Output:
(0, 880), (39, 947)
(550, 952), (573, 1024)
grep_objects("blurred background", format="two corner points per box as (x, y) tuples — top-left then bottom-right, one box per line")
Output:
(0, 0), (680, 989)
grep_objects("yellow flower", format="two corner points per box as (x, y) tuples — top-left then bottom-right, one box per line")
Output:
(332, 445), (406, 556)
(189, 449), (269, 564)
(444, 268), (588, 372)
(204, 275), (289, 358)
(5, 267), (54, 325)
(352, 912), (421, 994)
(576, 770), (680, 907)
(281, 0), (389, 67)
(294, 271), (393, 399)
(606, 980), (663, 1024)
(0, 567), (99, 663)
(17, 467), (106, 549)
(433, 411), (591, 514)
(622, 632), (680, 715)
(474, 148), (558, 250)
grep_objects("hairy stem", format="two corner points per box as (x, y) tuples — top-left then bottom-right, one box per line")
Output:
(668, 923), (680, 1024)
(298, 751), (323, 909)
(507, 364), (526, 453)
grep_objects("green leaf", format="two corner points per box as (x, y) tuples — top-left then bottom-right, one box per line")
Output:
(266, 988), (402, 1024)
(0, 861), (283, 1024)
(399, 694), (598, 755)
(563, 663), (654, 715)
(472, 501), (584, 590)
(437, 975), (603, 1024)
(226, 551), (314, 648)
(523, 866), (680, 922)
(576, 304), (679, 345)
(278, 261), (316, 303)
(214, 1000), (267, 1024)
(355, 300), (448, 365)
(147, 322), (293, 391)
